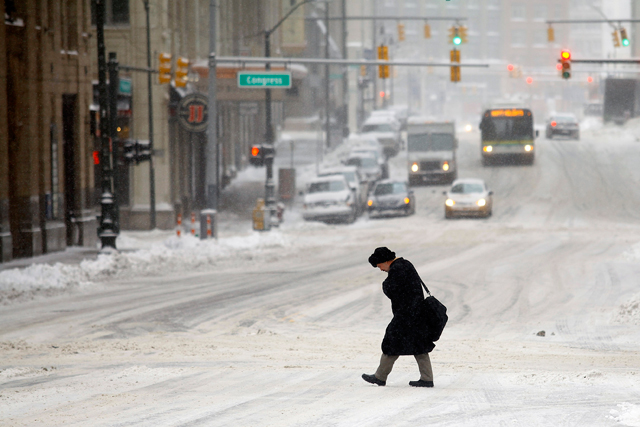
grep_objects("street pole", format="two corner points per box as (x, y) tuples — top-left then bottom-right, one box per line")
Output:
(207, 0), (219, 212)
(95, 0), (117, 249)
(143, 0), (156, 229)
(325, 2), (331, 151)
(264, 30), (276, 227)
(108, 52), (120, 234)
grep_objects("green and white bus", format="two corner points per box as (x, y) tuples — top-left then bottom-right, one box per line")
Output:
(479, 108), (537, 165)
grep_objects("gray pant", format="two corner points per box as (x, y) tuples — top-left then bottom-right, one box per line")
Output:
(374, 353), (433, 382)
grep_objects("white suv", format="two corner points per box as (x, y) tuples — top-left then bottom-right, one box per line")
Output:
(302, 175), (357, 224)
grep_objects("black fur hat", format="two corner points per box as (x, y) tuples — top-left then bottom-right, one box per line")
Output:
(368, 247), (396, 267)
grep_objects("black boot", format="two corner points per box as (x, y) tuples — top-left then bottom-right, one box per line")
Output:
(409, 380), (434, 387)
(362, 373), (386, 386)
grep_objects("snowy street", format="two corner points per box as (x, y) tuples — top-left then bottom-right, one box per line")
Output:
(2, 121), (640, 426)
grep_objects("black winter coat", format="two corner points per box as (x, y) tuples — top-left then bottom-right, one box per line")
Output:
(381, 258), (435, 355)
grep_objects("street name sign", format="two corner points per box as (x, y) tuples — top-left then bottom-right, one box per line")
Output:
(237, 71), (292, 88)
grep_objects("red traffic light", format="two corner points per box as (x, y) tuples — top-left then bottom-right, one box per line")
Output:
(251, 146), (261, 157)
(551, 121), (557, 127)
(507, 64), (514, 72)
(587, 76), (594, 83)
(526, 77), (533, 84)
(556, 63), (562, 71)
(561, 50), (571, 60)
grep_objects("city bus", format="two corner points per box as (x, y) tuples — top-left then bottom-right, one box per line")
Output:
(479, 107), (537, 165)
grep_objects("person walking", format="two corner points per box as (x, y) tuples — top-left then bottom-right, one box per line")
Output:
(362, 247), (435, 387)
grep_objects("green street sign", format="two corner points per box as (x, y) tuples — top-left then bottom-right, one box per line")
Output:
(237, 71), (292, 88)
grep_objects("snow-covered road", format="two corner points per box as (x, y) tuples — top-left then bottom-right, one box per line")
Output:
(2, 120), (640, 426)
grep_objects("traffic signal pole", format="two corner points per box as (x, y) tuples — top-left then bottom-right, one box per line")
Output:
(207, 0), (219, 214)
(143, 0), (156, 230)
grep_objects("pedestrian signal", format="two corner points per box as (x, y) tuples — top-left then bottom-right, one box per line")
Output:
(158, 53), (172, 84)
(249, 145), (265, 167)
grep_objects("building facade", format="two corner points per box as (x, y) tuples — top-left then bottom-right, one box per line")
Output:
(0, 0), (97, 263)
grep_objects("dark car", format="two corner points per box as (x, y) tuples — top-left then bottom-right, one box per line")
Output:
(367, 180), (415, 218)
(545, 113), (579, 140)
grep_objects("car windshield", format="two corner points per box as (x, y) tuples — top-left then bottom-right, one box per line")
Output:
(352, 149), (379, 161)
(451, 183), (485, 194)
(362, 124), (394, 133)
(346, 157), (377, 168)
(480, 115), (534, 140)
(308, 180), (346, 193)
(342, 172), (356, 184)
(374, 182), (406, 195)
(408, 133), (455, 151)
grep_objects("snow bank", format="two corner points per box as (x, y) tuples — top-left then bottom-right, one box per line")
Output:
(610, 403), (640, 427)
(0, 230), (291, 305)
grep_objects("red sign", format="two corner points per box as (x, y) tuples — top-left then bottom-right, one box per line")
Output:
(177, 93), (208, 132)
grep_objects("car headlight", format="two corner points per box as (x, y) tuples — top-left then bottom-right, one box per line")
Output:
(411, 163), (419, 172)
(483, 146), (493, 153)
(524, 145), (533, 152)
(442, 162), (449, 171)
(404, 197), (410, 204)
(476, 198), (486, 207)
(367, 199), (374, 207)
(445, 199), (455, 207)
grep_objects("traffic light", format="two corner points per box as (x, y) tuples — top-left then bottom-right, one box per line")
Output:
(377, 45), (389, 79)
(452, 27), (462, 45)
(397, 23), (405, 42)
(123, 139), (137, 163)
(560, 50), (571, 79)
(526, 76), (533, 84)
(620, 27), (630, 46)
(424, 23), (431, 39)
(612, 30), (621, 47)
(136, 140), (152, 163)
(547, 26), (555, 42)
(175, 56), (189, 88)
(507, 64), (514, 72)
(249, 145), (265, 167)
(458, 26), (468, 44)
(158, 53), (172, 84)
(450, 49), (460, 82)
(448, 26), (462, 45)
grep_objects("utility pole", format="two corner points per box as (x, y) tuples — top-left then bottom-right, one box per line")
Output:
(207, 0), (219, 212)
(95, 0), (117, 250)
(143, 0), (156, 229)
(108, 52), (120, 234)
(341, 0), (348, 135)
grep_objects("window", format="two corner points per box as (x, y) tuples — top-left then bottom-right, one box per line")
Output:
(512, 3), (526, 20)
(534, 4), (547, 21)
(467, 0), (480, 9)
(533, 29), (547, 46)
(511, 29), (526, 46)
(91, 0), (130, 26)
(487, 0), (500, 9)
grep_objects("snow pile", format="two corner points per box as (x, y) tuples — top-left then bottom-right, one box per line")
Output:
(0, 230), (291, 305)
(610, 403), (640, 427)
(613, 292), (640, 325)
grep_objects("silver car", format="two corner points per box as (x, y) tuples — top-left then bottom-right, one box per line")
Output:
(444, 178), (493, 218)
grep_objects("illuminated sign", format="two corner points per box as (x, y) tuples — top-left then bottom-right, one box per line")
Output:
(490, 109), (525, 117)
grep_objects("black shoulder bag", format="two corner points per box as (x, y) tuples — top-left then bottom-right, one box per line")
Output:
(419, 279), (448, 342)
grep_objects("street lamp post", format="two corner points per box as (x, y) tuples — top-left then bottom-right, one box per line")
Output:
(95, 0), (118, 250)
(263, 0), (326, 227)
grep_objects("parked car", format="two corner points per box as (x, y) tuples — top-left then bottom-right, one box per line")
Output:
(345, 153), (383, 185)
(367, 180), (415, 218)
(444, 178), (493, 218)
(349, 146), (388, 179)
(361, 116), (402, 158)
(318, 165), (368, 214)
(545, 113), (580, 140)
(302, 175), (357, 224)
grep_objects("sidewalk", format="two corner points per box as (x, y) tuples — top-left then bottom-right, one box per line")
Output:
(0, 247), (100, 271)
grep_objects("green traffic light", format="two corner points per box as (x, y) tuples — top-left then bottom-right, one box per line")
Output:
(622, 38), (630, 46)
(453, 36), (462, 45)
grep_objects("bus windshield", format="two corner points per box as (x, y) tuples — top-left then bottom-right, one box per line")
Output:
(408, 133), (455, 151)
(481, 113), (533, 141)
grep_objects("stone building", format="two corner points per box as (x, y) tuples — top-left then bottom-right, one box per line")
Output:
(0, 0), (97, 262)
